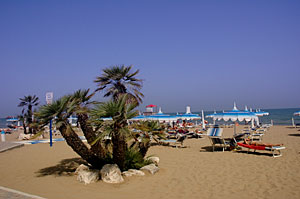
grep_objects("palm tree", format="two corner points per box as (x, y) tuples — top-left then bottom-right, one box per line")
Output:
(90, 94), (139, 170)
(131, 121), (165, 157)
(36, 90), (145, 171)
(94, 65), (144, 104)
(69, 89), (107, 160)
(36, 90), (107, 169)
(18, 95), (39, 134)
(17, 114), (27, 134)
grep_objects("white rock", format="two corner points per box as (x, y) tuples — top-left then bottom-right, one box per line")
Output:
(122, 169), (145, 177)
(75, 164), (99, 185)
(146, 157), (160, 165)
(140, 163), (159, 175)
(100, 164), (124, 183)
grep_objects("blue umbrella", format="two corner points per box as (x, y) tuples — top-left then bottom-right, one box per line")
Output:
(243, 107), (269, 125)
(254, 109), (269, 117)
(294, 111), (300, 116)
(130, 115), (147, 121)
(148, 107), (177, 122)
(176, 106), (201, 120)
(206, 103), (259, 135)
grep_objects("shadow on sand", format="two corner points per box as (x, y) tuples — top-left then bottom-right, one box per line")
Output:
(233, 150), (273, 157)
(200, 146), (273, 157)
(36, 158), (87, 177)
(288, 133), (300, 137)
(200, 146), (230, 152)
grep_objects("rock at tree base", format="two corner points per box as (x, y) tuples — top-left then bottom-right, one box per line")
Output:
(122, 169), (145, 177)
(100, 164), (124, 183)
(146, 157), (159, 165)
(75, 164), (99, 184)
(140, 163), (159, 174)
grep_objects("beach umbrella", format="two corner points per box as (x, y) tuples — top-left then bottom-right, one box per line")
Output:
(250, 108), (269, 125)
(148, 107), (177, 123)
(254, 109), (269, 117)
(294, 111), (300, 116)
(206, 103), (259, 135)
(101, 117), (113, 121)
(201, 110), (206, 129)
(129, 115), (147, 121)
(176, 106), (201, 120)
(292, 117), (295, 127)
(206, 110), (217, 124)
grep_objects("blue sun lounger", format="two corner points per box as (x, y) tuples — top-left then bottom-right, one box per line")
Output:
(162, 134), (187, 148)
(206, 128), (223, 137)
(206, 128), (231, 152)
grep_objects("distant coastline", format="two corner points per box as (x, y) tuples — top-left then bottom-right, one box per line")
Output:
(1, 107), (299, 128)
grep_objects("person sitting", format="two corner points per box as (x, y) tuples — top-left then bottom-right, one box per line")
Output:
(243, 138), (283, 147)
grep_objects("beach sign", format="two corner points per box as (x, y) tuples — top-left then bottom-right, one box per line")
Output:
(46, 92), (53, 105)
(46, 92), (54, 147)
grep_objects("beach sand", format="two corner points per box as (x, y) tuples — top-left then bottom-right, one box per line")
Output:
(0, 125), (300, 199)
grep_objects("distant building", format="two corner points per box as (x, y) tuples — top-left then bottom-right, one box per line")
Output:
(143, 104), (157, 116)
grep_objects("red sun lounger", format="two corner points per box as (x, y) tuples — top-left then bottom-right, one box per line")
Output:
(237, 142), (285, 158)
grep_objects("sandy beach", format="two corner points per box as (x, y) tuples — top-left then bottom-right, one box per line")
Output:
(0, 125), (300, 199)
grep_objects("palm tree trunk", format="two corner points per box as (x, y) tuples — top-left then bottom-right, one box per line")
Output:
(112, 131), (127, 171)
(138, 140), (151, 157)
(59, 123), (105, 169)
(22, 120), (27, 134)
(77, 113), (107, 159)
(28, 106), (33, 134)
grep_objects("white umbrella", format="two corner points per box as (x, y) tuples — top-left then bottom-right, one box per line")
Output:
(248, 108), (269, 126)
(201, 110), (206, 129)
(148, 107), (178, 123)
(294, 111), (300, 116)
(129, 115), (148, 121)
(254, 109), (269, 116)
(292, 117), (295, 127)
(176, 106), (201, 120)
(206, 103), (259, 135)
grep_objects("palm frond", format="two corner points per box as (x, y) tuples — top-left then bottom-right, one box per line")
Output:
(94, 65), (144, 103)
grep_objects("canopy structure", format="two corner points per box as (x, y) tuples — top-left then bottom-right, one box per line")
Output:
(148, 107), (177, 123)
(176, 106), (201, 120)
(294, 111), (300, 116)
(206, 103), (259, 135)
(129, 115), (147, 121)
(252, 109), (269, 125)
(146, 104), (157, 108)
(254, 109), (269, 117)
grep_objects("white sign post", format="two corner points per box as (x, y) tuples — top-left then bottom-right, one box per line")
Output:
(46, 92), (53, 105)
(46, 92), (54, 147)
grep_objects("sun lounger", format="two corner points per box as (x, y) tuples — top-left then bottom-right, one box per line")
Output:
(162, 134), (187, 148)
(206, 128), (231, 152)
(209, 137), (231, 152)
(237, 142), (286, 158)
(250, 132), (264, 141)
(206, 127), (223, 137)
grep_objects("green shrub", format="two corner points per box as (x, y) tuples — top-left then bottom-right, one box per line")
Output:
(124, 148), (152, 171)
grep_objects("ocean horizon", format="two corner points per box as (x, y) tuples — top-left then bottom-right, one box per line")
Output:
(1, 107), (299, 128)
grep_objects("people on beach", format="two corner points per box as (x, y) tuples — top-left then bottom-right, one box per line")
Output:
(243, 138), (283, 147)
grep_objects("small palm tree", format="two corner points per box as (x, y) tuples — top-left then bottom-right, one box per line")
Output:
(36, 90), (107, 168)
(94, 65), (144, 104)
(17, 114), (27, 134)
(18, 95), (39, 134)
(131, 121), (165, 157)
(90, 94), (139, 170)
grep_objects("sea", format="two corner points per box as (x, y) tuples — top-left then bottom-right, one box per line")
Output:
(1, 108), (299, 128)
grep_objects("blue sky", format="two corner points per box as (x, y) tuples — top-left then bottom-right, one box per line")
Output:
(0, 0), (299, 117)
